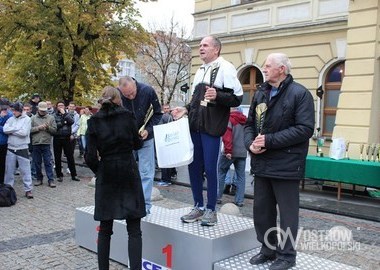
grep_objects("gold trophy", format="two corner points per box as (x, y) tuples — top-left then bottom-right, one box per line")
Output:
(371, 143), (377, 162)
(139, 104), (153, 135)
(366, 144), (370, 161)
(344, 141), (350, 159)
(315, 128), (324, 157)
(255, 103), (268, 135)
(201, 62), (220, 107)
(359, 144), (364, 161)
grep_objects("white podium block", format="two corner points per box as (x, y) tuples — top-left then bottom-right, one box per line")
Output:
(214, 247), (360, 270)
(75, 205), (259, 270)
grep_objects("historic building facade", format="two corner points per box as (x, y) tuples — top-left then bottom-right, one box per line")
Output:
(190, 0), (380, 158)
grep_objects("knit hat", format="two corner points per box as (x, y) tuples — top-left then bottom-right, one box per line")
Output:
(10, 102), (23, 113)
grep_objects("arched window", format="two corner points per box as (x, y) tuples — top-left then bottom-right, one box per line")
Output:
(322, 61), (344, 137)
(239, 66), (264, 105)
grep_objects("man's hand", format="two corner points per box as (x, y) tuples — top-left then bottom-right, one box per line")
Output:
(171, 107), (187, 120)
(249, 134), (267, 155)
(204, 86), (217, 101)
(139, 129), (148, 140)
(225, 153), (232, 160)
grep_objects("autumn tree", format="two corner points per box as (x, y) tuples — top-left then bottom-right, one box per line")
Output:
(0, 0), (155, 104)
(136, 18), (192, 105)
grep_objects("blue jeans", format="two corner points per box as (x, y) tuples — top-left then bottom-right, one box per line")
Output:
(32, 144), (55, 182)
(217, 154), (246, 205)
(225, 170), (237, 185)
(188, 132), (220, 211)
(134, 138), (155, 213)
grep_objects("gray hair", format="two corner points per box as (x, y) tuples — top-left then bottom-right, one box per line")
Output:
(268, 53), (292, 75)
(118, 76), (134, 87)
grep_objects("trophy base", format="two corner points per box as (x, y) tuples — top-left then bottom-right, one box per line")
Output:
(200, 100), (216, 107)
(316, 152), (324, 157)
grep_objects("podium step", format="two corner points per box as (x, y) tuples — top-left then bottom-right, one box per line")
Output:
(76, 205), (259, 270)
(214, 247), (360, 270)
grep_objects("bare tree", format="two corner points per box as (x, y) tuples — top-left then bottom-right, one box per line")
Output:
(136, 17), (192, 105)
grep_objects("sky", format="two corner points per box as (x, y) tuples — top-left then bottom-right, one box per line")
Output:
(134, 0), (195, 34)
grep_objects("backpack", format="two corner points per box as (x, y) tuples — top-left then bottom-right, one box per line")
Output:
(0, 183), (17, 207)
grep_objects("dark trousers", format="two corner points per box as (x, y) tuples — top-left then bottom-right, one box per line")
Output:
(254, 176), (300, 262)
(0, 144), (7, 184)
(98, 219), (142, 270)
(53, 137), (77, 178)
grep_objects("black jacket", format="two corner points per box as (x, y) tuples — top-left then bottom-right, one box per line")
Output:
(85, 104), (146, 221)
(244, 75), (315, 179)
(186, 83), (242, 137)
(52, 110), (74, 138)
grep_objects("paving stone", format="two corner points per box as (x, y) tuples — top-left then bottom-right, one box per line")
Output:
(0, 151), (378, 269)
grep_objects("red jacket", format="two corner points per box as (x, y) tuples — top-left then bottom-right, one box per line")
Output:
(222, 110), (247, 155)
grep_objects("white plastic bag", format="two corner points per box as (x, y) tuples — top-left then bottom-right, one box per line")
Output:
(329, 138), (346, 160)
(153, 117), (194, 168)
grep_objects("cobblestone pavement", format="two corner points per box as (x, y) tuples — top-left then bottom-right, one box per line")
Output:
(0, 160), (379, 270)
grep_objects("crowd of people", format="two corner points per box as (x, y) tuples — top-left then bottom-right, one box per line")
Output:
(1, 35), (315, 270)
(0, 94), (93, 198)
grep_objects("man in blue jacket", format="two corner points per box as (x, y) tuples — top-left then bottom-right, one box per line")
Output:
(118, 76), (162, 214)
(0, 98), (12, 184)
(244, 53), (315, 270)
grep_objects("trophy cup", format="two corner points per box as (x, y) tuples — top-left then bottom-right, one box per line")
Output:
(344, 141), (350, 159)
(316, 136), (325, 157)
(201, 62), (220, 107)
(139, 104), (153, 135)
(371, 143), (377, 162)
(359, 144), (364, 161)
(255, 103), (267, 135)
(366, 144), (371, 161)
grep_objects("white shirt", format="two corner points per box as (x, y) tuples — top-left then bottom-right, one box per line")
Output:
(192, 56), (243, 96)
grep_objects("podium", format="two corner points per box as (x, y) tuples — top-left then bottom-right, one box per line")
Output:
(214, 247), (360, 270)
(75, 205), (259, 270)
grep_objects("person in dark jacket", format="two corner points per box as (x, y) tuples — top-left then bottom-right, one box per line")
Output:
(52, 101), (79, 182)
(85, 86), (145, 270)
(0, 98), (12, 184)
(172, 36), (243, 226)
(118, 76), (162, 214)
(244, 53), (315, 270)
(29, 93), (41, 115)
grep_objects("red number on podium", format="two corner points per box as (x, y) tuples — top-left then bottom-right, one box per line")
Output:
(162, 244), (172, 268)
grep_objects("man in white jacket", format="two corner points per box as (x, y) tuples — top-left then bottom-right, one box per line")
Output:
(3, 102), (33, 199)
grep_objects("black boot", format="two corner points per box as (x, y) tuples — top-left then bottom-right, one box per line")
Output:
(223, 184), (231, 194)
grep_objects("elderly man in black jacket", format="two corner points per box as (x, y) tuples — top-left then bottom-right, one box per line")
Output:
(244, 53), (315, 270)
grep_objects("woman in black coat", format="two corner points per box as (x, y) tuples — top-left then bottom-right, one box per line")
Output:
(85, 86), (146, 270)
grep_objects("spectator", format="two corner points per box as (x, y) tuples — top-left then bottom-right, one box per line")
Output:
(156, 103), (176, 187)
(67, 101), (80, 165)
(29, 93), (41, 115)
(3, 102), (33, 199)
(0, 98), (12, 184)
(31, 102), (57, 188)
(77, 106), (92, 157)
(217, 107), (247, 207)
(52, 101), (80, 182)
